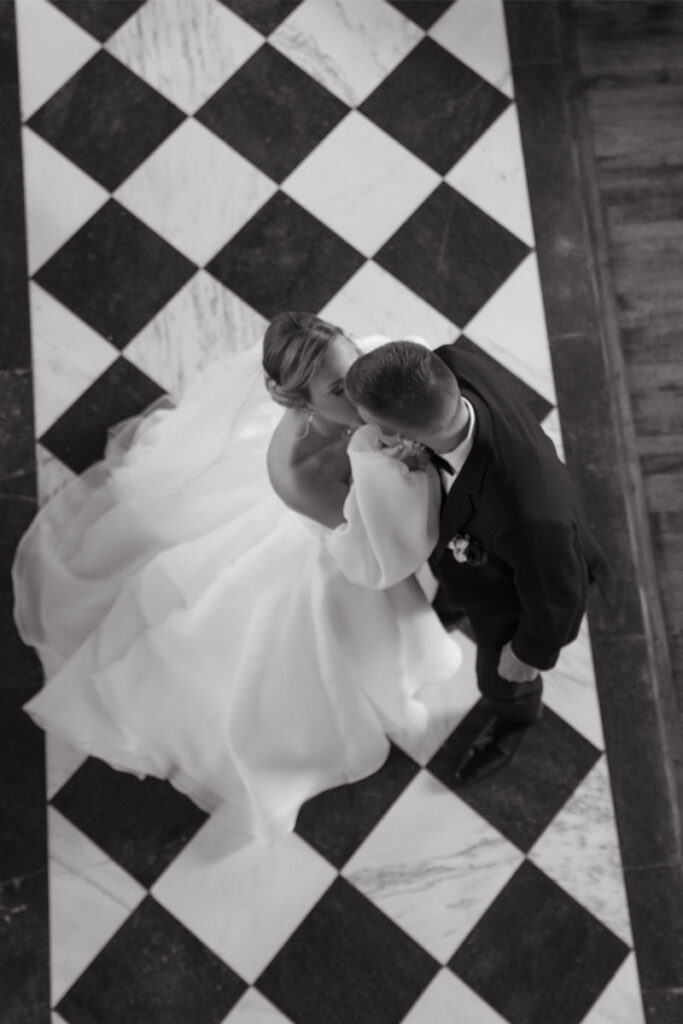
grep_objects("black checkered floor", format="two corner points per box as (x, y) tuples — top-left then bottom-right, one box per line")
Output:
(14, 1), (643, 1021)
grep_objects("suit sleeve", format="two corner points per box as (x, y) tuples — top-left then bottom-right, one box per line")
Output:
(493, 518), (587, 670)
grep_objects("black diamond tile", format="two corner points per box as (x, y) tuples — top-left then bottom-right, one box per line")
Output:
(429, 704), (601, 852)
(196, 44), (349, 184)
(57, 896), (246, 1024)
(0, 690), (49, 1018)
(52, 758), (208, 888)
(219, 0), (302, 36)
(387, 1), (454, 30)
(360, 38), (509, 175)
(449, 860), (629, 1024)
(295, 744), (419, 869)
(207, 192), (364, 319)
(34, 201), (195, 349)
(27, 50), (184, 191)
(375, 183), (530, 326)
(52, 757), (208, 888)
(49, 0), (146, 42)
(257, 877), (438, 1024)
(455, 335), (554, 423)
(39, 357), (165, 474)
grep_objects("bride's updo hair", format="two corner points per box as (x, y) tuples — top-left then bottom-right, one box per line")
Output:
(263, 312), (345, 409)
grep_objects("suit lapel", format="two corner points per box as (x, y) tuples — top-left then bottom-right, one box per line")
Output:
(433, 390), (492, 563)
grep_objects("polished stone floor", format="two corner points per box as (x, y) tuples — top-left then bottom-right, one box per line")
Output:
(4, 1), (647, 1022)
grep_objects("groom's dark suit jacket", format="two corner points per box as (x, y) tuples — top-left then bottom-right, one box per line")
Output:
(428, 342), (611, 671)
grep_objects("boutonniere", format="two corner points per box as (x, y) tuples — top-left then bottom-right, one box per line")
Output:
(448, 533), (488, 566)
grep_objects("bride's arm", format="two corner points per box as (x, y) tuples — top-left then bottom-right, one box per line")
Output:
(326, 428), (441, 589)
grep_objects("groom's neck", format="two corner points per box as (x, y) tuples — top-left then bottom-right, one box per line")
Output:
(428, 399), (471, 454)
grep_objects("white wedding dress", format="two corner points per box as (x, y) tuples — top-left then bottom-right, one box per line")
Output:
(14, 340), (461, 843)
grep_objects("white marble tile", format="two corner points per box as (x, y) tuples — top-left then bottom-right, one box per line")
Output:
(321, 260), (460, 348)
(45, 730), (87, 800)
(222, 989), (294, 1024)
(48, 807), (145, 1005)
(544, 617), (605, 750)
(342, 771), (523, 963)
(463, 252), (556, 405)
(270, 0), (422, 106)
(402, 969), (508, 1024)
(392, 631), (480, 767)
(446, 106), (534, 246)
(430, 0), (513, 98)
(52, 1013), (69, 1024)
(106, 0), (262, 115)
(15, 0), (99, 121)
(541, 407), (566, 463)
(35, 443), (77, 508)
(115, 119), (275, 266)
(583, 953), (646, 1024)
(283, 111), (439, 257)
(22, 128), (108, 275)
(152, 814), (336, 983)
(123, 271), (267, 399)
(530, 756), (633, 946)
(30, 283), (119, 437)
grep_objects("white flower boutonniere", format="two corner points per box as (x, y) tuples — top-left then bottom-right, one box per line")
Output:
(448, 533), (488, 566)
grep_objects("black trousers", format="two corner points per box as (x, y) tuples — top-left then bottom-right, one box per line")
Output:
(434, 597), (544, 725)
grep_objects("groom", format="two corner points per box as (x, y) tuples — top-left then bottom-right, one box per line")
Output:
(345, 339), (611, 785)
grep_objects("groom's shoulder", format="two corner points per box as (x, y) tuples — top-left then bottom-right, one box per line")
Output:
(433, 340), (505, 399)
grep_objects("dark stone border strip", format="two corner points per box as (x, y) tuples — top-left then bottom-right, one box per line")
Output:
(0, 1), (49, 1020)
(504, 3), (683, 1021)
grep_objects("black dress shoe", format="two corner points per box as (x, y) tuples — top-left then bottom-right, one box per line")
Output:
(453, 716), (531, 786)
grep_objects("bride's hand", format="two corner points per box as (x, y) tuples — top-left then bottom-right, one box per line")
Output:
(376, 438), (430, 472)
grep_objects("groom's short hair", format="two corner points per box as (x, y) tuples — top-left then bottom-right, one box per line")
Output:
(345, 341), (460, 430)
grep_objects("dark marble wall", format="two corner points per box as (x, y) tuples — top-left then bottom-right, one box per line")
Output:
(504, 4), (683, 1023)
(0, 1), (49, 1020)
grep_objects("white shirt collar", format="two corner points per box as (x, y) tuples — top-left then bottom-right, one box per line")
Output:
(440, 397), (476, 485)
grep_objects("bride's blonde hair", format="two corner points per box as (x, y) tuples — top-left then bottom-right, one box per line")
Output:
(263, 312), (346, 409)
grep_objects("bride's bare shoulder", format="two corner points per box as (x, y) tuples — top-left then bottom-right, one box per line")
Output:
(266, 410), (299, 474)
(266, 412), (349, 529)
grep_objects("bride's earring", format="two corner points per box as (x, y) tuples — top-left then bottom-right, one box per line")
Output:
(294, 406), (314, 440)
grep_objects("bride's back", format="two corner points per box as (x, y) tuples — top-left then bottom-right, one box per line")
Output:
(267, 410), (352, 529)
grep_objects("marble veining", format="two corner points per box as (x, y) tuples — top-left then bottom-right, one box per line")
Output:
(446, 105), (534, 246)
(106, 0), (263, 115)
(151, 815), (336, 984)
(283, 111), (440, 257)
(115, 119), (276, 267)
(343, 771), (523, 963)
(15, 0), (99, 121)
(430, 0), (513, 99)
(123, 271), (268, 399)
(270, 0), (423, 107)
(22, 128), (108, 276)
(464, 252), (557, 405)
(48, 807), (145, 1005)
(530, 756), (633, 945)
(30, 284), (119, 438)
(321, 260), (460, 351)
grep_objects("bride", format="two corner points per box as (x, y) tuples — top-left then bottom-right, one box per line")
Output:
(13, 312), (461, 843)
